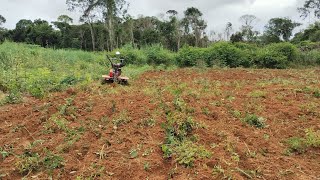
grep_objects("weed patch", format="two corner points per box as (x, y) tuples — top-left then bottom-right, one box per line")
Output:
(242, 114), (266, 129)
(161, 96), (211, 166)
(286, 129), (320, 154)
(15, 149), (64, 175)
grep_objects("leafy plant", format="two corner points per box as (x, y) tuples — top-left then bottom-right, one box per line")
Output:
(42, 150), (64, 170)
(286, 129), (320, 154)
(286, 137), (305, 153)
(243, 114), (266, 129)
(15, 151), (41, 175)
(161, 95), (211, 166)
(304, 129), (320, 147)
(129, 148), (138, 159)
(174, 140), (211, 167)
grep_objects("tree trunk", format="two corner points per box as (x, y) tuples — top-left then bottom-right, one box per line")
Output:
(177, 35), (181, 51)
(108, 17), (114, 51)
(130, 21), (134, 48)
(88, 23), (95, 51)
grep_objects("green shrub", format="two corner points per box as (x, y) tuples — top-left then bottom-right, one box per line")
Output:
(15, 150), (64, 175)
(295, 41), (320, 51)
(4, 90), (22, 104)
(310, 30), (320, 42)
(297, 50), (320, 66)
(143, 44), (175, 66)
(176, 46), (210, 67)
(243, 114), (266, 129)
(256, 50), (288, 69)
(267, 43), (298, 62)
(174, 140), (211, 167)
(110, 44), (147, 65)
(43, 151), (64, 170)
(233, 42), (259, 67)
(207, 42), (246, 68)
(255, 43), (298, 69)
(161, 96), (211, 166)
(314, 89), (320, 98)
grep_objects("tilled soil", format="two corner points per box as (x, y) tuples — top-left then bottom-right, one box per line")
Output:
(1, 68), (320, 180)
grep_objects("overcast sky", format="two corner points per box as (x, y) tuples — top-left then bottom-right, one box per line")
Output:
(0, 0), (314, 34)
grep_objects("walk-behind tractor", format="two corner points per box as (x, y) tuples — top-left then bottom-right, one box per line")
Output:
(101, 51), (129, 85)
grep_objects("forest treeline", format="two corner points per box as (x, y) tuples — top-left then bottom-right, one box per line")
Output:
(0, 0), (320, 52)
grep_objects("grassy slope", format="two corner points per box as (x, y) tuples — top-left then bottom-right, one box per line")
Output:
(0, 42), (153, 101)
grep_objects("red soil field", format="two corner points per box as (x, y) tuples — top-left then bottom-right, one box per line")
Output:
(1, 68), (319, 179)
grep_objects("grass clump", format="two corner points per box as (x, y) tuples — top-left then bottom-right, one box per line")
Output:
(286, 137), (305, 153)
(112, 111), (132, 127)
(313, 89), (320, 98)
(15, 149), (64, 175)
(286, 129), (320, 154)
(305, 129), (320, 147)
(15, 152), (41, 175)
(242, 114), (266, 129)
(248, 90), (267, 98)
(174, 140), (211, 167)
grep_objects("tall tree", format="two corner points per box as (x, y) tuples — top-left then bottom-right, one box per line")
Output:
(31, 19), (58, 47)
(230, 32), (244, 43)
(182, 7), (207, 47)
(13, 19), (33, 43)
(265, 17), (301, 41)
(298, 0), (320, 19)
(67, 0), (100, 51)
(164, 10), (181, 51)
(225, 22), (233, 41)
(58, 15), (73, 24)
(72, 0), (128, 51)
(239, 14), (259, 42)
(0, 15), (7, 42)
(53, 15), (74, 48)
(133, 15), (161, 46)
(0, 15), (6, 26)
(123, 15), (135, 47)
(292, 21), (320, 42)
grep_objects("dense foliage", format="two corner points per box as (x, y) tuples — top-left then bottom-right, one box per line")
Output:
(0, 1), (317, 52)
(1, 40), (318, 103)
(0, 42), (153, 103)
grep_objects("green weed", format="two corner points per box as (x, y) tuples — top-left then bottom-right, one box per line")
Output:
(174, 140), (212, 167)
(242, 114), (266, 129)
(112, 111), (132, 127)
(138, 118), (156, 128)
(248, 90), (267, 98)
(144, 162), (151, 171)
(286, 129), (320, 154)
(129, 148), (139, 159)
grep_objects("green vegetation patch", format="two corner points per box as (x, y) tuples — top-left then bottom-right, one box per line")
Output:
(161, 96), (211, 167)
(286, 129), (320, 154)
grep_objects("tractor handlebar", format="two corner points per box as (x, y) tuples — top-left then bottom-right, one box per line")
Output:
(106, 55), (125, 67)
